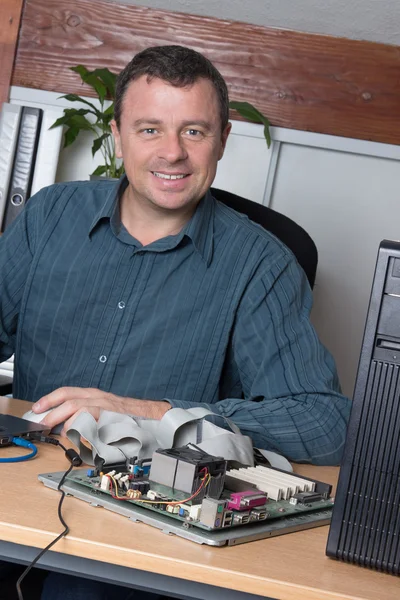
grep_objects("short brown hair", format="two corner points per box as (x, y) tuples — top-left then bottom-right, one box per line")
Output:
(114, 45), (229, 131)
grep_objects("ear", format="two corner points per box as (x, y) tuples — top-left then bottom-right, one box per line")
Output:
(111, 119), (123, 159)
(218, 122), (232, 161)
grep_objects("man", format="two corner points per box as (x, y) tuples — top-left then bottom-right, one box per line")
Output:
(0, 46), (351, 599)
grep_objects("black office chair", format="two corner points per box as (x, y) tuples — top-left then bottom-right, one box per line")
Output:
(0, 190), (318, 397)
(210, 188), (318, 289)
(0, 374), (13, 396)
(0, 375), (12, 396)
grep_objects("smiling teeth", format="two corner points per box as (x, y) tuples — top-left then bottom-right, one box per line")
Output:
(153, 172), (187, 180)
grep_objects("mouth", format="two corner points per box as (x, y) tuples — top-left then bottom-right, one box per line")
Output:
(152, 171), (190, 181)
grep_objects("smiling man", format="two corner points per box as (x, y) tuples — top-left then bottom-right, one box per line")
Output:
(0, 45), (350, 600)
(112, 76), (230, 239)
(0, 44), (350, 457)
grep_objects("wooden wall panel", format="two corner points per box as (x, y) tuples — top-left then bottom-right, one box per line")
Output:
(0, 0), (25, 107)
(12, 0), (400, 145)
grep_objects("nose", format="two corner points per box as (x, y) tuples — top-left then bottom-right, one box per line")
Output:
(158, 132), (188, 163)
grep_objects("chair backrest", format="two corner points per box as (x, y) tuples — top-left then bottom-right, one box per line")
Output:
(210, 188), (318, 288)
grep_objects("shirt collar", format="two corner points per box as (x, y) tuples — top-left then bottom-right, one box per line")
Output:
(88, 175), (128, 235)
(88, 175), (215, 266)
(181, 189), (214, 266)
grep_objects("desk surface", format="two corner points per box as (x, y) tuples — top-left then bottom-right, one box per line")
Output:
(0, 397), (398, 600)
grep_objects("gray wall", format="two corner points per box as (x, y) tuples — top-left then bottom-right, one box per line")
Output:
(119, 0), (400, 45)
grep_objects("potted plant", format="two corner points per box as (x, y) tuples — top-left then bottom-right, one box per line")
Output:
(50, 66), (123, 179)
(51, 66), (271, 178)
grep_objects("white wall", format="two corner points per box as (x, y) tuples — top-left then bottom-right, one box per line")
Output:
(9, 86), (400, 398)
(271, 144), (400, 397)
(120, 0), (400, 46)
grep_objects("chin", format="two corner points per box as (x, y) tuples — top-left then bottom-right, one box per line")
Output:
(155, 199), (197, 212)
(151, 192), (203, 211)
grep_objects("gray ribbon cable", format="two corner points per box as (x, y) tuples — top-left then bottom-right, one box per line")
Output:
(66, 407), (292, 471)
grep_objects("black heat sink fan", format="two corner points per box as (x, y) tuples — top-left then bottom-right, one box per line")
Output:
(149, 445), (227, 502)
(326, 240), (400, 575)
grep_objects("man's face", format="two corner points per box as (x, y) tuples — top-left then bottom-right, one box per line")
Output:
(111, 76), (231, 213)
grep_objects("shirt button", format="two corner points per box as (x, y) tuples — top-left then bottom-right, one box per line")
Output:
(99, 355), (107, 363)
(118, 301), (125, 309)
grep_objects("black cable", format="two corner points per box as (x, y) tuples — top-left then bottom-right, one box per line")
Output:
(29, 434), (67, 453)
(15, 439), (82, 600)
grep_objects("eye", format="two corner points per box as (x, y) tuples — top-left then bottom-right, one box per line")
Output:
(137, 128), (158, 136)
(185, 129), (203, 138)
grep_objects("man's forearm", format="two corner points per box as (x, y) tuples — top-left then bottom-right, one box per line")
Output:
(126, 398), (171, 419)
(167, 392), (351, 465)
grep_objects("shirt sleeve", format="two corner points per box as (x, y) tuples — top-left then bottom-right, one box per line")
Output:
(0, 187), (48, 362)
(167, 251), (352, 466)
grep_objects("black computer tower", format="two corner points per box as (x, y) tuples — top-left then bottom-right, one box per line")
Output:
(326, 240), (400, 575)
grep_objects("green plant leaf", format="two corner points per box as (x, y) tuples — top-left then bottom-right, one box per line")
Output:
(63, 108), (91, 118)
(57, 65), (121, 175)
(229, 101), (271, 148)
(263, 124), (271, 149)
(106, 163), (125, 180)
(91, 68), (117, 99)
(58, 94), (100, 115)
(70, 65), (90, 79)
(67, 114), (95, 131)
(71, 65), (107, 104)
(50, 109), (93, 130)
(63, 126), (80, 147)
(85, 76), (107, 105)
(91, 165), (108, 176)
(101, 104), (115, 127)
(92, 134), (110, 157)
(104, 104), (115, 116)
(49, 115), (70, 130)
(229, 101), (263, 122)
(102, 115), (113, 128)
(103, 104), (115, 125)
(115, 164), (125, 178)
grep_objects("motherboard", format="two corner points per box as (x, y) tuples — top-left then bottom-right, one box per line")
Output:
(39, 445), (334, 545)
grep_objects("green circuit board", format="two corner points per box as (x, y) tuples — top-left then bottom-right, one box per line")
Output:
(66, 470), (334, 532)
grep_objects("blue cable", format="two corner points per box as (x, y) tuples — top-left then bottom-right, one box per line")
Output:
(0, 437), (38, 462)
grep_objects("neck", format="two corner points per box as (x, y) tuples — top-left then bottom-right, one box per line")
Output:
(120, 187), (198, 246)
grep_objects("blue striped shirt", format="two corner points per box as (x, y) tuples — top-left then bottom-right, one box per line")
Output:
(0, 177), (350, 464)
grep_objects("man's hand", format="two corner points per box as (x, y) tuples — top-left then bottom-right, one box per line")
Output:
(32, 387), (171, 436)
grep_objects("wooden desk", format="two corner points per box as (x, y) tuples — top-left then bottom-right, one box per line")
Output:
(0, 397), (398, 600)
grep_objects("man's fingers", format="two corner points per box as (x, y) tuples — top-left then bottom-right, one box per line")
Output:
(31, 386), (131, 432)
(39, 393), (121, 429)
(40, 400), (83, 430)
(33, 387), (106, 413)
(61, 406), (102, 437)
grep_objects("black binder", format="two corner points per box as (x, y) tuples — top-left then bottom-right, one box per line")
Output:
(0, 103), (22, 226)
(1, 106), (43, 231)
(326, 240), (400, 575)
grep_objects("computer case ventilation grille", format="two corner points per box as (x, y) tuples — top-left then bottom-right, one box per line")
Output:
(326, 240), (400, 575)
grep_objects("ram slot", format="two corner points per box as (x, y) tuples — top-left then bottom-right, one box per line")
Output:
(233, 466), (314, 493)
(253, 466), (315, 493)
(235, 469), (292, 500)
(250, 469), (301, 496)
